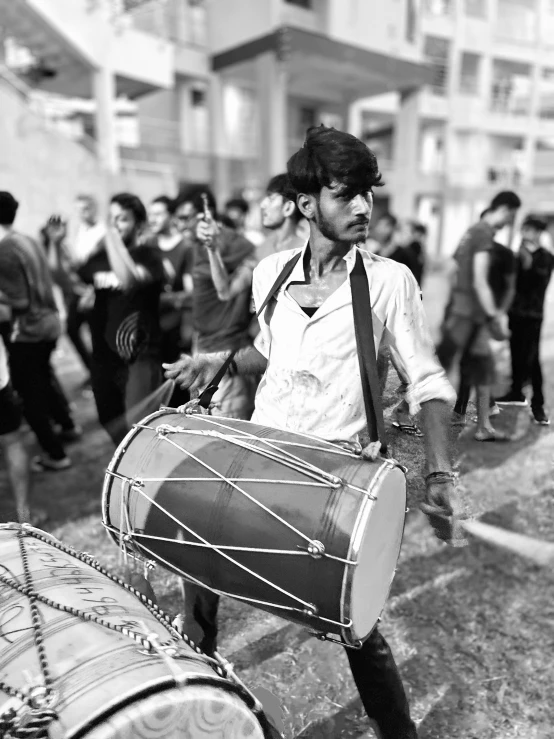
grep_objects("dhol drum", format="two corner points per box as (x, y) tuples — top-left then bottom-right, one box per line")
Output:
(102, 411), (407, 647)
(0, 524), (270, 739)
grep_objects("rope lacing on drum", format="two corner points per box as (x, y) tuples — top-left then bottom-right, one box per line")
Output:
(0, 527), (235, 737)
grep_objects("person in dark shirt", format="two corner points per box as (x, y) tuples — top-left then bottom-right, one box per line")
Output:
(497, 216), (553, 424)
(0, 191), (80, 471)
(453, 236), (516, 423)
(165, 187), (258, 419)
(437, 192), (521, 440)
(78, 192), (164, 445)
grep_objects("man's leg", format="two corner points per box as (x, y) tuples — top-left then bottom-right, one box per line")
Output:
(346, 629), (418, 739)
(0, 384), (30, 523)
(66, 295), (92, 372)
(124, 356), (163, 423)
(9, 342), (68, 461)
(180, 580), (220, 657)
(507, 316), (530, 400)
(529, 319), (545, 413)
(44, 349), (78, 433)
(90, 355), (128, 446)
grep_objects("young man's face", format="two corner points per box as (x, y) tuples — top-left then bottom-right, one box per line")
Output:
(225, 206), (245, 230)
(521, 226), (541, 244)
(175, 201), (198, 234)
(77, 198), (97, 226)
(260, 191), (288, 229)
(148, 201), (172, 235)
(373, 216), (396, 243)
(312, 183), (372, 244)
(110, 202), (138, 245)
(496, 205), (518, 229)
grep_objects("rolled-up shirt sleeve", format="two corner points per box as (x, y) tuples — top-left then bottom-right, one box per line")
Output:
(252, 260), (272, 359)
(385, 265), (455, 415)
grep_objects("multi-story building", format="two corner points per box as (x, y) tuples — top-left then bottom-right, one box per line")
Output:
(358, 0), (554, 255)
(0, 0), (431, 230)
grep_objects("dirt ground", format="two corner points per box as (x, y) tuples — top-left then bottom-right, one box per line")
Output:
(1, 271), (553, 738)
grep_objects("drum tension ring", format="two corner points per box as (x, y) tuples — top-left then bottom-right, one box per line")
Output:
(303, 604), (318, 617)
(310, 632), (364, 650)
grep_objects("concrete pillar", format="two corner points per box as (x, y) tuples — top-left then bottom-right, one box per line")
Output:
(255, 51), (288, 186)
(209, 72), (230, 204)
(390, 89), (420, 217)
(93, 64), (119, 174)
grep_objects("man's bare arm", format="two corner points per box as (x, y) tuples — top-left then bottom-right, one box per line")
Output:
(473, 252), (498, 317)
(163, 345), (267, 394)
(419, 399), (453, 475)
(104, 227), (151, 291)
(207, 249), (256, 301)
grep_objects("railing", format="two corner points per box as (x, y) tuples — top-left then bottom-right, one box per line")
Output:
(138, 116), (181, 150)
(490, 80), (531, 115)
(124, 0), (208, 47)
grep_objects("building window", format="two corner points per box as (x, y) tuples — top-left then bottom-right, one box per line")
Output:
(422, 0), (452, 17)
(496, 0), (537, 43)
(459, 52), (481, 95)
(464, 0), (487, 17)
(285, 0), (312, 8)
(538, 68), (554, 118)
(420, 124), (445, 174)
(490, 59), (532, 115)
(423, 36), (450, 96)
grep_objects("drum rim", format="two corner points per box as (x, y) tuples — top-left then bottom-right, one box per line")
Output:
(66, 665), (265, 738)
(340, 460), (406, 646)
(101, 408), (169, 547)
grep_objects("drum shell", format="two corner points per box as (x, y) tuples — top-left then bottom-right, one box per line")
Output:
(103, 412), (406, 644)
(0, 525), (265, 739)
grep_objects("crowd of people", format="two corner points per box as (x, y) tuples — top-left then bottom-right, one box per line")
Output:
(0, 167), (552, 527)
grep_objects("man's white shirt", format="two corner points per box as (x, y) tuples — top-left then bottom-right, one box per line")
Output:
(0, 336), (9, 391)
(73, 222), (106, 265)
(251, 244), (454, 443)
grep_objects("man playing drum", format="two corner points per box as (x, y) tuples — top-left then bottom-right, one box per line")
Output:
(164, 125), (463, 739)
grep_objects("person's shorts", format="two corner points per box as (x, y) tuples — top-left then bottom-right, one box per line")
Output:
(0, 383), (23, 436)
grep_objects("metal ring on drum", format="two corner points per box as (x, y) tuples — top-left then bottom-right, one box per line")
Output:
(0, 524), (270, 739)
(102, 411), (407, 647)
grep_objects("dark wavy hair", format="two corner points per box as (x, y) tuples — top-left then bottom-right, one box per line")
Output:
(266, 173), (302, 222)
(110, 192), (147, 225)
(287, 125), (383, 199)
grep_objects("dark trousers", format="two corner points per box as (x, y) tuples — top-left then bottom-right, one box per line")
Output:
(182, 583), (417, 739)
(508, 315), (544, 409)
(160, 326), (190, 408)
(90, 352), (162, 446)
(9, 341), (72, 460)
(66, 296), (92, 372)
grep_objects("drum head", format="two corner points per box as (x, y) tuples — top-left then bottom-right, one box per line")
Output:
(347, 464), (406, 643)
(77, 686), (264, 739)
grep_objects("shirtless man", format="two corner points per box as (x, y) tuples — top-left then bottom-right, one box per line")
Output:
(165, 125), (463, 739)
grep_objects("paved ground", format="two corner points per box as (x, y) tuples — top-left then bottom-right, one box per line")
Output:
(1, 269), (553, 738)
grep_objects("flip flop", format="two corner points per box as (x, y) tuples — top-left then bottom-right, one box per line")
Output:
(392, 421), (423, 437)
(474, 429), (510, 442)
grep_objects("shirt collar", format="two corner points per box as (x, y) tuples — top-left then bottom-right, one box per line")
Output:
(288, 241), (363, 284)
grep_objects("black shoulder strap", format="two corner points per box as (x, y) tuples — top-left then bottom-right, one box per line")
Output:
(198, 251), (302, 409)
(350, 250), (388, 454)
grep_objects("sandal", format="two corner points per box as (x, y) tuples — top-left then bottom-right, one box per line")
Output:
(474, 429), (510, 442)
(392, 421), (423, 437)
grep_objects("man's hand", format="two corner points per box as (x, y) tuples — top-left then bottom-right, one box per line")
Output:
(420, 472), (468, 546)
(163, 354), (220, 395)
(488, 314), (510, 341)
(196, 215), (220, 251)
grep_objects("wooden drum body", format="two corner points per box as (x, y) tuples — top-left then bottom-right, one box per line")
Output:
(102, 412), (407, 647)
(0, 524), (267, 739)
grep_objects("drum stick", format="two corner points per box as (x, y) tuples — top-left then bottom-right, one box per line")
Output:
(460, 519), (554, 567)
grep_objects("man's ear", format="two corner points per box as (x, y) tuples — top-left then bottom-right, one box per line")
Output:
(296, 193), (316, 221)
(283, 200), (295, 219)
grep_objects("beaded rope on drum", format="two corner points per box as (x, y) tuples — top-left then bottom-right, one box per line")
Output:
(0, 526), (265, 738)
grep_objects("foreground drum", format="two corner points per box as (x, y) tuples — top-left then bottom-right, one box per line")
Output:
(103, 412), (407, 647)
(0, 524), (268, 739)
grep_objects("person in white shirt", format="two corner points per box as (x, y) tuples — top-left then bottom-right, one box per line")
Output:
(165, 125), (464, 739)
(74, 194), (106, 266)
